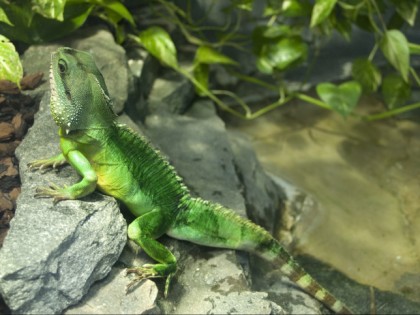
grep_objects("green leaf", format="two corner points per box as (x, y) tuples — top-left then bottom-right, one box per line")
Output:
(316, 81), (362, 116)
(281, 0), (311, 17)
(310, 0), (337, 28)
(351, 58), (381, 92)
(0, 2), (92, 43)
(409, 42), (420, 55)
(0, 35), (23, 88)
(194, 46), (238, 66)
(193, 63), (209, 96)
(0, 7), (13, 26)
(391, 0), (418, 26)
(354, 14), (375, 32)
(232, 0), (253, 11)
(262, 25), (291, 38)
(381, 73), (411, 109)
(264, 0), (310, 17)
(99, 0), (135, 26)
(332, 12), (352, 41)
(32, 0), (66, 21)
(380, 30), (410, 82)
(138, 26), (178, 69)
(256, 36), (308, 73)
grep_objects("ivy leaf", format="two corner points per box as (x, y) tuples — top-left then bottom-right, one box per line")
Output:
(270, 0), (312, 17)
(316, 81), (361, 116)
(32, 0), (66, 21)
(0, 35), (23, 88)
(310, 0), (337, 28)
(0, 2), (93, 43)
(194, 46), (238, 66)
(256, 36), (308, 74)
(391, 0), (418, 26)
(99, 0), (135, 26)
(232, 0), (253, 11)
(409, 42), (420, 55)
(351, 58), (381, 92)
(381, 74), (411, 109)
(193, 63), (209, 96)
(262, 25), (291, 38)
(0, 7), (13, 26)
(380, 30), (410, 82)
(138, 26), (178, 70)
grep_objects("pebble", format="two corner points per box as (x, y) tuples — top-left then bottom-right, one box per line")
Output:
(0, 73), (41, 249)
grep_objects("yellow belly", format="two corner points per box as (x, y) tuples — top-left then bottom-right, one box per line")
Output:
(94, 163), (155, 217)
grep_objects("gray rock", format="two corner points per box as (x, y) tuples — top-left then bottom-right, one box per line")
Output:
(21, 26), (129, 114)
(145, 104), (245, 214)
(143, 100), (288, 314)
(10, 36), (323, 314)
(0, 94), (127, 314)
(228, 131), (286, 233)
(161, 246), (285, 315)
(126, 49), (161, 122)
(146, 69), (195, 115)
(65, 267), (160, 314)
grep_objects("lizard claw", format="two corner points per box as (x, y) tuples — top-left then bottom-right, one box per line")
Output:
(34, 182), (71, 204)
(125, 264), (174, 297)
(125, 265), (162, 292)
(28, 155), (67, 172)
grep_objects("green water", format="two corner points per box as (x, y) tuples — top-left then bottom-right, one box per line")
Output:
(226, 96), (420, 302)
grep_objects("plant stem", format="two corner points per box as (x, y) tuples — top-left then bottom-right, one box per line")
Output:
(364, 102), (420, 121)
(295, 93), (332, 110)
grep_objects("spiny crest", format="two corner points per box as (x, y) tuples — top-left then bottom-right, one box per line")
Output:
(184, 197), (272, 239)
(115, 123), (190, 199)
(93, 76), (115, 116)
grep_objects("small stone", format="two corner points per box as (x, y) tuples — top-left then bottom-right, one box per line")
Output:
(11, 114), (26, 139)
(20, 72), (44, 90)
(0, 157), (18, 178)
(0, 123), (14, 141)
(0, 80), (19, 94)
(0, 193), (13, 211)
(9, 188), (21, 204)
(0, 142), (19, 157)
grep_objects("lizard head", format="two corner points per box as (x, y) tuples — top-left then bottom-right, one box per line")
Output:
(50, 47), (116, 133)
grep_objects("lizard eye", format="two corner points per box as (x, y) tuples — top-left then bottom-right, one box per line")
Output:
(58, 59), (67, 73)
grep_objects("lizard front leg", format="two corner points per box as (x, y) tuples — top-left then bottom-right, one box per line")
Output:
(126, 209), (177, 296)
(28, 153), (67, 171)
(34, 149), (97, 204)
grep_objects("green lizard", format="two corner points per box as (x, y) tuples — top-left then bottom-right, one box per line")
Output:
(29, 47), (352, 314)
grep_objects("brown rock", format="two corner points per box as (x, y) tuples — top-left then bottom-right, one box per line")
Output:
(0, 122), (14, 141)
(12, 113), (26, 139)
(0, 192), (13, 211)
(0, 141), (19, 157)
(21, 72), (44, 90)
(0, 157), (18, 178)
(0, 80), (19, 94)
(9, 187), (21, 203)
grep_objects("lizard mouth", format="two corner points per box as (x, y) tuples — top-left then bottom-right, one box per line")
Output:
(49, 51), (68, 131)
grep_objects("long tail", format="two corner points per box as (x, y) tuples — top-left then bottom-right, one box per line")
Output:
(169, 197), (352, 314)
(254, 238), (352, 314)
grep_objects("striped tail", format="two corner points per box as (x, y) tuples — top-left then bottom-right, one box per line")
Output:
(253, 238), (353, 314)
(170, 197), (352, 314)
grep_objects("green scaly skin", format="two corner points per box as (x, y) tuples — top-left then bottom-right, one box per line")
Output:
(29, 47), (352, 314)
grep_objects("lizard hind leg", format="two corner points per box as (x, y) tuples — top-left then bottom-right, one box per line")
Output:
(168, 197), (353, 314)
(126, 209), (177, 296)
